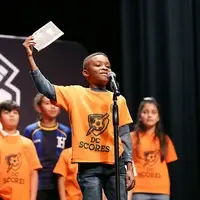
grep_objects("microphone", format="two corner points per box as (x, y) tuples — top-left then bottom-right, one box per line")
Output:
(107, 71), (120, 96)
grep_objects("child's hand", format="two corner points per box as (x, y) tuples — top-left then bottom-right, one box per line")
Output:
(22, 36), (36, 57)
(126, 168), (136, 191)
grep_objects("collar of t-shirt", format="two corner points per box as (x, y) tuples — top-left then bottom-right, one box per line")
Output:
(90, 87), (108, 92)
(0, 130), (20, 137)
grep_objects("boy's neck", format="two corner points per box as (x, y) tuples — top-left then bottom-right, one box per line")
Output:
(89, 83), (107, 90)
(40, 118), (57, 128)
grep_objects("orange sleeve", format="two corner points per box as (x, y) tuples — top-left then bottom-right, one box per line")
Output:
(119, 96), (133, 127)
(53, 150), (68, 178)
(53, 85), (72, 111)
(165, 135), (178, 163)
(27, 141), (42, 171)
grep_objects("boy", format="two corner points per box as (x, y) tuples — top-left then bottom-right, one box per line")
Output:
(0, 100), (42, 200)
(53, 147), (82, 200)
(24, 93), (71, 200)
(23, 36), (135, 200)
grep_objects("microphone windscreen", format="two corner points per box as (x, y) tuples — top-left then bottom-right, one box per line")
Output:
(107, 71), (116, 79)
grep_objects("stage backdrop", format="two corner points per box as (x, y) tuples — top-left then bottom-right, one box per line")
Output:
(0, 35), (88, 132)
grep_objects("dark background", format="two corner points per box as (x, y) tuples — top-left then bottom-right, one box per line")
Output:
(1, 0), (200, 199)
(0, 37), (88, 130)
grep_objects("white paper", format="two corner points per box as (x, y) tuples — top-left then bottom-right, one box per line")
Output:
(32, 21), (64, 51)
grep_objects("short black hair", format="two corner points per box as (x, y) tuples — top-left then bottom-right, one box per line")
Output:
(0, 100), (20, 114)
(82, 52), (108, 69)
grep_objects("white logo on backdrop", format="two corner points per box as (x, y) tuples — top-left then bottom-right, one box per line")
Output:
(0, 53), (20, 105)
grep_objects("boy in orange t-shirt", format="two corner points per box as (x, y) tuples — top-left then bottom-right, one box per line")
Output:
(0, 100), (42, 200)
(129, 97), (178, 200)
(23, 36), (136, 200)
(53, 148), (82, 200)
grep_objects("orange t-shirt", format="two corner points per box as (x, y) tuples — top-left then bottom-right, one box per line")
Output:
(131, 131), (177, 195)
(53, 148), (82, 200)
(54, 85), (133, 164)
(0, 134), (42, 200)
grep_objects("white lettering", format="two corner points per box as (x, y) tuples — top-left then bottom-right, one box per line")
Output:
(57, 136), (66, 149)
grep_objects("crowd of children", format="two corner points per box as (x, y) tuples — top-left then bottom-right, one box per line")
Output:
(0, 36), (177, 200)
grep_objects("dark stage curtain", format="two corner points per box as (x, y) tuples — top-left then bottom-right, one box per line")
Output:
(120, 0), (200, 199)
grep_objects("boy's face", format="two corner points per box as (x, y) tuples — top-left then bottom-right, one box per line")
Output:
(0, 110), (19, 130)
(82, 55), (111, 86)
(37, 96), (60, 119)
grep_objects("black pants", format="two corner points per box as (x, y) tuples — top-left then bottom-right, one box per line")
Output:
(37, 189), (59, 200)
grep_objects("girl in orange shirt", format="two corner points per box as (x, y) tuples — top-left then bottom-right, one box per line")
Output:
(0, 100), (42, 200)
(130, 97), (177, 200)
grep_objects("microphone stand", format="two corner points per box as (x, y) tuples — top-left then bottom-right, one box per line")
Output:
(112, 91), (120, 200)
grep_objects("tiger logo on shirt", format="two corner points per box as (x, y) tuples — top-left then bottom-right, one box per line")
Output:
(144, 150), (160, 167)
(86, 113), (110, 136)
(5, 153), (22, 172)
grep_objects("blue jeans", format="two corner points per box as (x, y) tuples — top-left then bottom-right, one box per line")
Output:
(77, 158), (127, 200)
(132, 193), (170, 200)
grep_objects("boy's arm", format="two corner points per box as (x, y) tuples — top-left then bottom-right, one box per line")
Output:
(53, 150), (68, 200)
(26, 141), (42, 200)
(30, 170), (39, 200)
(58, 175), (66, 200)
(23, 36), (56, 101)
(102, 190), (107, 200)
(31, 69), (56, 101)
(119, 125), (132, 164)
(118, 97), (133, 165)
(119, 125), (136, 190)
(127, 191), (133, 200)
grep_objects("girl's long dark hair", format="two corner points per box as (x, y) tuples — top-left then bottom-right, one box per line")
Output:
(134, 97), (168, 162)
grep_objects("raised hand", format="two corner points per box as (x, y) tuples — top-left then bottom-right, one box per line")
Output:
(22, 36), (36, 57)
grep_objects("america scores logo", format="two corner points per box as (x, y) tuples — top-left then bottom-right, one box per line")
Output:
(79, 113), (110, 152)
(0, 53), (21, 105)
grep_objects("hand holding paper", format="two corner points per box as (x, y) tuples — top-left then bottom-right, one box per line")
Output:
(32, 21), (64, 51)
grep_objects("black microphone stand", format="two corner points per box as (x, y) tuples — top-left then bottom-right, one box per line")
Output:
(112, 90), (120, 200)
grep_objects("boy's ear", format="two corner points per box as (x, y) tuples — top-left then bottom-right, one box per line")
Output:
(82, 69), (89, 78)
(34, 105), (41, 114)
